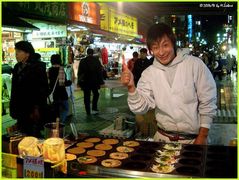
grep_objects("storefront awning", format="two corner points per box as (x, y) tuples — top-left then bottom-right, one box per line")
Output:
(90, 29), (118, 37)
(2, 7), (40, 30)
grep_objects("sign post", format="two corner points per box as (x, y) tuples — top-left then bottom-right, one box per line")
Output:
(23, 156), (44, 178)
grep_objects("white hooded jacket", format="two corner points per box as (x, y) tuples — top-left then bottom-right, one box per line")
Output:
(128, 48), (217, 134)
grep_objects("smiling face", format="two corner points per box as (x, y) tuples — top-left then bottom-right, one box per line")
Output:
(150, 35), (176, 65)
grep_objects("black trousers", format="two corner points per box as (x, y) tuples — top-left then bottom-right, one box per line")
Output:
(83, 87), (99, 114)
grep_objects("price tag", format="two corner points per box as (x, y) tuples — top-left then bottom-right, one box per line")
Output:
(23, 156), (44, 178)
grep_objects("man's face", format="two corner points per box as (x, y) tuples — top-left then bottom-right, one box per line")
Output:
(150, 35), (175, 65)
(140, 52), (147, 59)
(15, 49), (29, 63)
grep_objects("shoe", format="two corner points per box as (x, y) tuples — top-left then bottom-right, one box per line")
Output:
(91, 110), (99, 115)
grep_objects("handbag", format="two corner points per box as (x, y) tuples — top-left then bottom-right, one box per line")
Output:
(47, 75), (59, 104)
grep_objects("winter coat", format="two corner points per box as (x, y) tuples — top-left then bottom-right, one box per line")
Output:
(132, 57), (153, 86)
(10, 59), (49, 121)
(78, 55), (104, 89)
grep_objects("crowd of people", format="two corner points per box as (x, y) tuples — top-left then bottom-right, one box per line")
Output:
(5, 41), (105, 137)
(191, 45), (237, 81)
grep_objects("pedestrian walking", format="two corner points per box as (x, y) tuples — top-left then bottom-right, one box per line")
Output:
(77, 48), (104, 115)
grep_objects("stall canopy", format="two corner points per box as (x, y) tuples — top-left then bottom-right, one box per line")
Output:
(2, 7), (40, 30)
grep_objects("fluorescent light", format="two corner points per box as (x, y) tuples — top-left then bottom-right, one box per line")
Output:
(2, 27), (24, 32)
(93, 33), (103, 37)
(70, 28), (82, 32)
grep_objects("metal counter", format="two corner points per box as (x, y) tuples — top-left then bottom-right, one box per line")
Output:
(66, 137), (237, 178)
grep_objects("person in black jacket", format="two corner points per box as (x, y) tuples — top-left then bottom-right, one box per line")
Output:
(10, 41), (49, 137)
(132, 48), (153, 86)
(77, 48), (104, 115)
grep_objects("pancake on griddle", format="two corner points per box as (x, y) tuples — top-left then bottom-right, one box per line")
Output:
(65, 153), (77, 161)
(102, 138), (119, 145)
(87, 150), (106, 157)
(101, 159), (122, 168)
(116, 146), (134, 153)
(123, 140), (140, 147)
(84, 137), (101, 143)
(77, 156), (97, 164)
(95, 143), (112, 151)
(109, 152), (128, 160)
(76, 142), (94, 148)
(67, 147), (86, 155)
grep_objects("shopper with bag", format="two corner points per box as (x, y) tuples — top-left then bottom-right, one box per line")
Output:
(48, 54), (72, 123)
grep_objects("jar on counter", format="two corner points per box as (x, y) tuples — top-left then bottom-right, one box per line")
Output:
(43, 138), (65, 163)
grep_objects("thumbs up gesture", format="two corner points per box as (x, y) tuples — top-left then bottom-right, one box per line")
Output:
(121, 63), (136, 92)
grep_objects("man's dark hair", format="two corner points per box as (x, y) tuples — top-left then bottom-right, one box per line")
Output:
(132, 51), (139, 58)
(140, 48), (147, 54)
(87, 48), (94, 55)
(15, 41), (35, 57)
(34, 53), (41, 60)
(50, 54), (61, 65)
(146, 23), (177, 55)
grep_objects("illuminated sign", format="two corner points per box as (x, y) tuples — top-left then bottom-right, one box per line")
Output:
(187, 15), (192, 43)
(68, 2), (99, 25)
(100, 3), (138, 37)
(3, 2), (67, 21)
(100, 3), (109, 31)
(32, 23), (67, 38)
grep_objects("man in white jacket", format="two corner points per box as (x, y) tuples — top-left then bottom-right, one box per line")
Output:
(121, 23), (217, 145)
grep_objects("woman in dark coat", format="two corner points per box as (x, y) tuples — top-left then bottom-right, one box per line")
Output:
(48, 54), (70, 123)
(10, 41), (49, 137)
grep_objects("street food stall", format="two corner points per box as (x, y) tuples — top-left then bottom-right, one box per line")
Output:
(2, 132), (237, 178)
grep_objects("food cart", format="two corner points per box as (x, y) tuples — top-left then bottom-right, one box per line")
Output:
(2, 133), (237, 178)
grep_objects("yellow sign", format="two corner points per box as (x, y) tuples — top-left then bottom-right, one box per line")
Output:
(100, 3), (109, 31)
(35, 48), (59, 52)
(100, 3), (138, 37)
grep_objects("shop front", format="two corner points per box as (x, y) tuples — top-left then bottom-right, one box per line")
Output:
(95, 3), (144, 77)
(2, 6), (40, 66)
(67, 2), (101, 78)
(24, 18), (68, 67)
(2, 2), (68, 67)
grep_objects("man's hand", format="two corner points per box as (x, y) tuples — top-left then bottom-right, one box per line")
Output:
(193, 127), (209, 145)
(121, 63), (136, 93)
(194, 135), (207, 145)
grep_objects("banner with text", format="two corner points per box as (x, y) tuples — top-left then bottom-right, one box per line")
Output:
(100, 3), (138, 37)
(68, 2), (100, 25)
